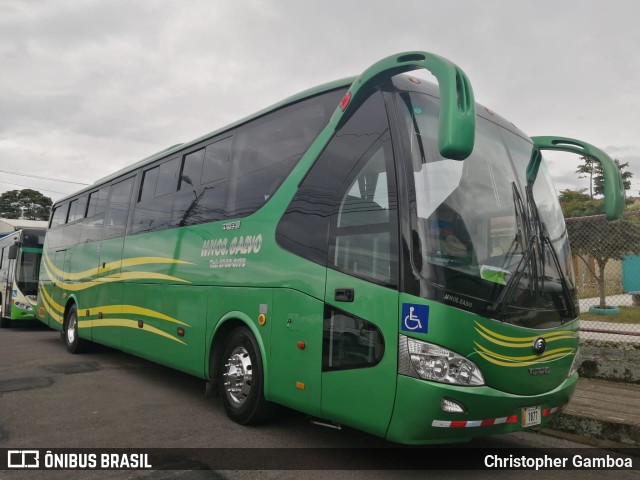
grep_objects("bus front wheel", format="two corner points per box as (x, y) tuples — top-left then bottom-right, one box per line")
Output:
(218, 326), (274, 424)
(64, 304), (88, 353)
(0, 293), (8, 328)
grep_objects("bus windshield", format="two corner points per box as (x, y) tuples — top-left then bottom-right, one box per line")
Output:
(398, 91), (577, 328)
(17, 230), (44, 298)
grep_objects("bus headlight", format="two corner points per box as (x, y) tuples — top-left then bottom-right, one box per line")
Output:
(398, 335), (485, 386)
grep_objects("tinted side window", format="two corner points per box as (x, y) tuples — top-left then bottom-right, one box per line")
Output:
(139, 167), (159, 203)
(50, 204), (68, 227)
(171, 138), (232, 227)
(228, 88), (345, 218)
(156, 158), (180, 197)
(193, 137), (232, 224)
(180, 149), (205, 190)
(132, 158), (177, 234)
(81, 186), (110, 243)
(104, 177), (134, 240)
(276, 90), (398, 286)
(67, 195), (88, 223)
(202, 137), (231, 185)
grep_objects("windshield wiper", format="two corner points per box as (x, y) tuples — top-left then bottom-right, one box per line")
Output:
(488, 182), (538, 317)
(488, 183), (577, 320)
(525, 185), (577, 320)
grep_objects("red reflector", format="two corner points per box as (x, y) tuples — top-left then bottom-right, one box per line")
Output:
(450, 421), (467, 428)
(339, 91), (351, 111)
(481, 419), (495, 427)
(506, 415), (519, 424)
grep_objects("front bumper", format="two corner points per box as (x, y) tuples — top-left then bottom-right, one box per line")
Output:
(386, 373), (577, 444)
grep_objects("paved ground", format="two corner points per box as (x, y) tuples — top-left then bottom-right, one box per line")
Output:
(548, 378), (640, 447)
(0, 322), (638, 478)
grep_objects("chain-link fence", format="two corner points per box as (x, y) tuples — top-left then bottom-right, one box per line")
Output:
(566, 210), (640, 344)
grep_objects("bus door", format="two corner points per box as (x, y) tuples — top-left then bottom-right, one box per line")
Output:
(320, 103), (400, 437)
(1, 244), (17, 318)
(274, 90), (401, 435)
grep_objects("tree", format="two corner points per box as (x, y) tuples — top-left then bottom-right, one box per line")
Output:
(567, 217), (640, 309)
(558, 189), (603, 218)
(593, 159), (633, 198)
(576, 156), (634, 199)
(575, 157), (597, 199)
(0, 189), (52, 220)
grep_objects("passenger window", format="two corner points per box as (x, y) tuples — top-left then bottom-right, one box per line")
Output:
(155, 158), (180, 197)
(104, 177), (134, 239)
(139, 167), (159, 203)
(81, 186), (110, 243)
(228, 89), (345, 218)
(202, 137), (231, 185)
(194, 136), (232, 224)
(50, 204), (68, 227)
(132, 159), (177, 234)
(180, 149), (205, 190)
(67, 196), (88, 223)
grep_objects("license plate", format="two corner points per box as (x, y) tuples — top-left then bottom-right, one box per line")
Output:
(522, 406), (541, 427)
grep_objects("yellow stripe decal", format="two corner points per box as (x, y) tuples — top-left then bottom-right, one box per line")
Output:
(474, 342), (575, 363)
(40, 291), (63, 325)
(46, 270), (191, 292)
(81, 305), (190, 327)
(44, 253), (193, 282)
(39, 285), (64, 314)
(79, 319), (186, 345)
(38, 285), (189, 328)
(476, 350), (573, 368)
(474, 321), (577, 345)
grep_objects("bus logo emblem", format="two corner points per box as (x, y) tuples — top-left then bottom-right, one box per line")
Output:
(401, 303), (429, 334)
(532, 337), (547, 356)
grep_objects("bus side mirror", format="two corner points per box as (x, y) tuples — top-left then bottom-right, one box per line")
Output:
(334, 51), (476, 160)
(8, 245), (18, 260)
(530, 136), (624, 221)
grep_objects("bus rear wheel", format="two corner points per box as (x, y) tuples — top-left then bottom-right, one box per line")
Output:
(218, 326), (274, 424)
(64, 304), (88, 353)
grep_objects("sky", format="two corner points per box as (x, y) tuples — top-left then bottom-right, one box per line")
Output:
(1, 0), (639, 203)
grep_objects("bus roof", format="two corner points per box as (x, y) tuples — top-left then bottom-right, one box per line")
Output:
(89, 76), (357, 190)
(56, 73), (529, 205)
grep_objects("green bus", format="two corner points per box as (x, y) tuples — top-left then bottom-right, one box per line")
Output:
(37, 51), (623, 444)
(1, 228), (46, 327)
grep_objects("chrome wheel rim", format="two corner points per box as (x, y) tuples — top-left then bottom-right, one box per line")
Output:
(67, 313), (77, 345)
(222, 346), (253, 406)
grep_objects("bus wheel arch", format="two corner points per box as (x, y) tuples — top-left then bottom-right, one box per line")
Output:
(209, 317), (275, 424)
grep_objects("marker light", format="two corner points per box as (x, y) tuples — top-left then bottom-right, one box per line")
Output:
(398, 335), (485, 386)
(339, 91), (351, 111)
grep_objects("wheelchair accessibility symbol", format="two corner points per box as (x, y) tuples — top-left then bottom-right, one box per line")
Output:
(401, 303), (429, 334)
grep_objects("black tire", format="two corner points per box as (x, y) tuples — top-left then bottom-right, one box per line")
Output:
(0, 293), (7, 328)
(63, 304), (88, 353)
(218, 326), (275, 424)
